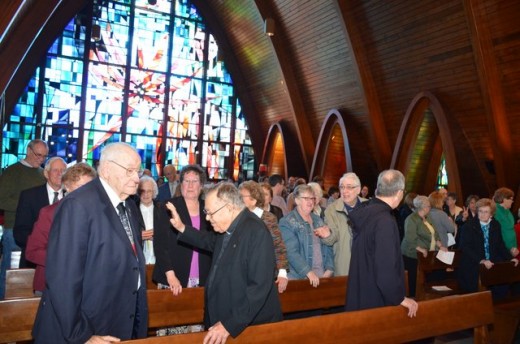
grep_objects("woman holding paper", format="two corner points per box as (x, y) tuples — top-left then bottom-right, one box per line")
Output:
(458, 198), (518, 296)
(401, 195), (447, 297)
(428, 191), (457, 248)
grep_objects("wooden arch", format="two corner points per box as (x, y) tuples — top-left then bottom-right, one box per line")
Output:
(310, 109), (352, 190)
(261, 122), (287, 178)
(391, 91), (462, 198)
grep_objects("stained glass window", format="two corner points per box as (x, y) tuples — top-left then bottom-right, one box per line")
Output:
(2, 0), (255, 181)
(436, 155), (448, 189)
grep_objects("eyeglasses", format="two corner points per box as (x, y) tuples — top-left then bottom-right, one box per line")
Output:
(203, 203), (229, 217)
(182, 179), (200, 185)
(110, 160), (144, 177)
(240, 194), (252, 199)
(299, 196), (316, 202)
(29, 146), (48, 159)
(339, 185), (359, 190)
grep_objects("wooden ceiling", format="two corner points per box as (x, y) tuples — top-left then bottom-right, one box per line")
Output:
(1, 0), (520, 200)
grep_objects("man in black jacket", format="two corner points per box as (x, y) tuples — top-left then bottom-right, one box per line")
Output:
(346, 169), (418, 317)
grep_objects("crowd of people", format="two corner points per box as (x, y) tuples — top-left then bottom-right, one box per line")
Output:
(1, 139), (519, 342)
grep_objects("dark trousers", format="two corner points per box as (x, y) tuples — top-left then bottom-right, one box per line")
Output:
(403, 255), (417, 298)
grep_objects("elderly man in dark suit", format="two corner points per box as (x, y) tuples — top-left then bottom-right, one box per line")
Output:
(13, 157), (66, 268)
(32, 142), (148, 343)
(157, 164), (178, 201)
(166, 182), (282, 343)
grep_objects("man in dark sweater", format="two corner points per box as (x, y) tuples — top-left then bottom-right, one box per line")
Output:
(0, 139), (47, 299)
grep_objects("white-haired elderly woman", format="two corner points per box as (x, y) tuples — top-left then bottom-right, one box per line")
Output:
(308, 182), (326, 219)
(137, 175), (160, 264)
(401, 195), (447, 297)
(279, 184), (334, 287)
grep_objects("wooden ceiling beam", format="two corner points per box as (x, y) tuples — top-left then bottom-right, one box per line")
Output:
(334, 0), (392, 171)
(254, 0), (314, 175)
(464, 0), (516, 190)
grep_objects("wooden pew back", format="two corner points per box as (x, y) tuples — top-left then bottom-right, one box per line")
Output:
(123, 291), (494, 344)
(416, 250), (461, 300)
(5, 268), (35, 299)
(146, 265), (155, 289)
(478, 261), (520, 288)
(0, 276), (347, 343)
(478, 261), (520, 344)
(0, 297), (40, 343)
(147, 276), (347, 328)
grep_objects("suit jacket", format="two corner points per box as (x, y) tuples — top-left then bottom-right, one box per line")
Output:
(32, 178), (148, 343)
(157, 182), (179, 202)
(153, 196), (213, 287)
(13, 184), (50, 268)
(25, 202), (60, 292)
(458, 217), (511, 293)
(267, 204), (283, 222)
(180, 209), (282, 337)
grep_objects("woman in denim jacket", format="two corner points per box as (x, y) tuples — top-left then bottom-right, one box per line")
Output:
(279, 184), (334, 287)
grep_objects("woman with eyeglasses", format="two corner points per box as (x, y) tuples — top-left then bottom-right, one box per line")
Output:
(238, 181), (290, 293)
(279, 185), (334, 287)
(458, 198), (519, 297)
(492, 188), (519, 258)
(153, 164), (213, 295)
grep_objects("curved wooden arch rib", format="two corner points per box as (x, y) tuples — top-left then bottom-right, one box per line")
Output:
(261, 122), (287, 178)
(254, 0), (313, 172)
(391, 91), (462, 198)
(310, 109), (352, 179)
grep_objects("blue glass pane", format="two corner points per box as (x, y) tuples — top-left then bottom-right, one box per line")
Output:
(92, 2), (131, 66)
(175, 0), (202, 21)
(172, 17), (204, 77)
(131, 7), (170, 72)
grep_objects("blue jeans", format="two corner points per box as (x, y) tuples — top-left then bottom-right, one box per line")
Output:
(0, 228), (20, 299)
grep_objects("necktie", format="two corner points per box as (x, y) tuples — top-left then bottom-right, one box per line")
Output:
(117, 202), (136, 255)
(53, 192), (59, 204)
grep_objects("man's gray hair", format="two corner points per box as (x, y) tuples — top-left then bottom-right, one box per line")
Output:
(375, 169), (405, 197)
(99, 142), (137, 162)
(339, 172), (361, 187)
(44, 157), (66, 172)
(27, 139), (48, 151)
(207, 181), (244, 209)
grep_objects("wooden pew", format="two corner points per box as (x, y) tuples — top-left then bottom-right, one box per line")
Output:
(415, 250), (461, 300)
(4, 268), (35, 299)
(0, 276), (347, 343)
(147, 276), (347, 329)
(479, 261), (520, 344)
(123, 291), (494, 344)
(146, 264), (155, 289)
(0, 297), (40, 343)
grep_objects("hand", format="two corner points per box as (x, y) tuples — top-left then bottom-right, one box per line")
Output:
(481, 260), (494, 269)
(314, 225), (331, 238)
(141, 229), (154, 240)
(165, 202), (185, 232)
(322, 270), (334, 278)
(400, 297), (418, 318)
(417, 247), (427, 258)
(439, 246), (448, 252)
(276, 276), (288, 293)
(86, 335), (120, 343)
(165, 271), (183, 296)
(510, 247), (519, 257)
(306, 271), (319, 287)
(511, 258), (519, 267)
(461, 206), (469, 221)
(203, 321), (230, 344)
